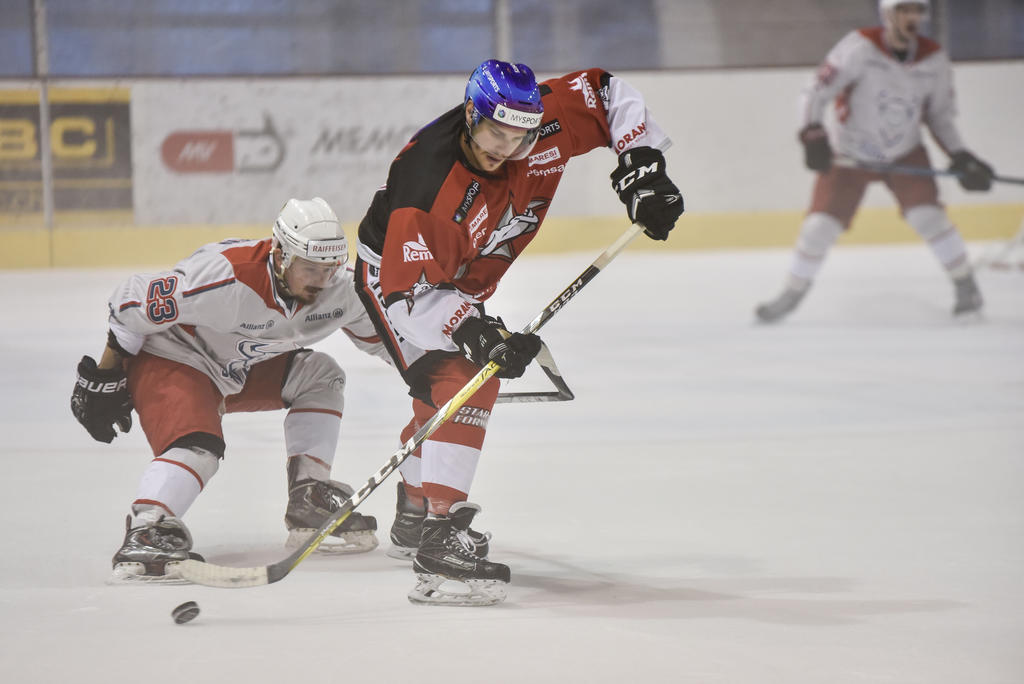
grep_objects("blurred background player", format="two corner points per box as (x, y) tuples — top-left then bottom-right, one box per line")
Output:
(756, 0), (996, 323)
(71, 198), (389, 582)
(354, 59), (684, 605)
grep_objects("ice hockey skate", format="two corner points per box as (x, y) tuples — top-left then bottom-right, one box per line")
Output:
(408, 502), (509, 607)
(285, 468), (378, 554)
(755, 286), (807, 323)
(387, 480), (490, 560)
(952, 273), (984, 316)
(110, 510), (203, 584)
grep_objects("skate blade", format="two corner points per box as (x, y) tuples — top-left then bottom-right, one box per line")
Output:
(285, 528), (379, 555)
(107, 560), (191, 585)
(407, 572), (507, 607)
(385, 544), (416, 561)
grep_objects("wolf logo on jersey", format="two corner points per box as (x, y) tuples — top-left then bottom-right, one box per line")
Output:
(480, 199), (549, 259)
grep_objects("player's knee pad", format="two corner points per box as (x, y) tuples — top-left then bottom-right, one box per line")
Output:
(283, 350), (346, 414)
(167, 432), (225, 460)
(904, 204), (953, 241)
(796, 212), (843, 256)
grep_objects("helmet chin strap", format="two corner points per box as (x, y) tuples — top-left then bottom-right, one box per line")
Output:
(271, 246), (297, 299)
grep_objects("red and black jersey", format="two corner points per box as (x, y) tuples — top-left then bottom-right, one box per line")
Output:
(355, 69), (670, 376)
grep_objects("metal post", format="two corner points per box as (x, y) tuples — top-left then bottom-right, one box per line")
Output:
(935, 0), (950, 54)
(32, 0), (55, 263)
(493, 0), (511, 61)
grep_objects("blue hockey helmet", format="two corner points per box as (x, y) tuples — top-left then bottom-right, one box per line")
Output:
(464, 59), (544, 161)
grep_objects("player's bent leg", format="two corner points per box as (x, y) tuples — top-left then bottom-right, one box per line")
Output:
(111, 439), (221, 584)
(904, 204), (983, 315)
(257, 350), (376, 554)
(756, 212), (843, 322)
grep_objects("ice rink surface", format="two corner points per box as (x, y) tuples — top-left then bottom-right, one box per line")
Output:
(1, 242), (1022, 683)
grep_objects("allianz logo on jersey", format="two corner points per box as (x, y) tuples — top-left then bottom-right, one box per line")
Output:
(305, 308), (344, 322)
(402, 234), (434, 262)
(528, 146), (561, 167)
(240, 320), (275, 331)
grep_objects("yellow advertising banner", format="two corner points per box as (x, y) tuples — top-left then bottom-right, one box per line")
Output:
(0, 87), (132, 218)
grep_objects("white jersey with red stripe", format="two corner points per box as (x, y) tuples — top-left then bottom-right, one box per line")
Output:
(799, 27), (965, 163)
(107, 238), (388, 395)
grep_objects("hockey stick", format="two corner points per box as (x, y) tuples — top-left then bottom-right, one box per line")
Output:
(495, 340), (574, 404)
(177, 222), (645, 588)
(835, 157), (1024, 185)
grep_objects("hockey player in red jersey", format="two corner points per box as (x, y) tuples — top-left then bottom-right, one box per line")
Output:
(756, 0), (996, 323)
(354, 59), (684, 605)
(71, 198), (390, 582)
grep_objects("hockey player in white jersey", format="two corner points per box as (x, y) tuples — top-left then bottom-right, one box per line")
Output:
(70, 198), (390, 582)
(756, 0), (996, 322)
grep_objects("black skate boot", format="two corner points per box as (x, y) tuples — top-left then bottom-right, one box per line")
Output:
(408, 502), (508, 606)
(952, 274), (983, 316)
(755, 286), (807, 323)
(285, 461), (378, 554)
(110, 510), (204, 584)
(387, 481), (490, 560)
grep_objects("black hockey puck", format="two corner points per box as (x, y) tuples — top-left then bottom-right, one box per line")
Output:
(171, 601), (200, 625)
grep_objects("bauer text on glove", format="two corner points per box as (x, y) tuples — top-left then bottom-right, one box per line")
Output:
(610, 146), (684, 241)
(71, 355), (133, 443)
(451, 315), (542, 380)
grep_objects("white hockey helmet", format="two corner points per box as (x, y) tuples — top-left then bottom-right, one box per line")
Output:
(272, 197), (348, 269)
(879, 0), (929, 12)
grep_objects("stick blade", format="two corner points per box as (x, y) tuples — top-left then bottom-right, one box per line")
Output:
(177, 559), (270, 588)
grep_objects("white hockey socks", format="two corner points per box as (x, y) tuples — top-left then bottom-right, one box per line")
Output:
(284, 409), (341, 481)
(420, 440), (481, 514)
(786, 212), (844, 290)
(131, 446), (220, 521)
(905, 205), (972, 280)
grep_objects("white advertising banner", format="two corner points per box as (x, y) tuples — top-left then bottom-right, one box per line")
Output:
(132, 76), (464, 225)
(131, 63), (1024, 226)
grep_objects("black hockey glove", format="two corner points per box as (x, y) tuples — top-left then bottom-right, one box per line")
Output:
(799, 123), (832, 172)
(451, 315), (542, 380)
(610, 146), (684, 241)
(71, 355), (133, 443)
(949, 150), (994, 192)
